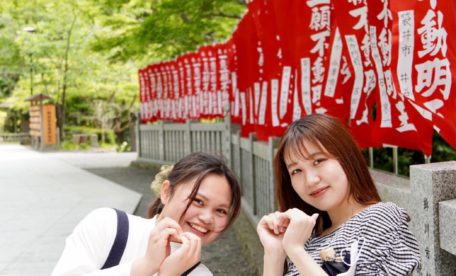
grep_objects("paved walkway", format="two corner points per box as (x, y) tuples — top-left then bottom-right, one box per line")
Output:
(0, 145), (141, 276)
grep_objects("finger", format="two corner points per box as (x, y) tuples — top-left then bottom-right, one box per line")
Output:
(271, 213), (280, 234)
(157, 217), (183, 234)
(163, 228), (179, 240)
(178, 235), (190, 254)
(311, 213), (319, 222)
(259, 215), (274, 232)
(276, 212), (290, 228)
(182, 232), (200, 258)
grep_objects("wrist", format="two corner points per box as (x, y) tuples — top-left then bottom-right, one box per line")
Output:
(284, 245), (305, 260)
(264, 250), (286, 262)
(131, 257), (159, 276)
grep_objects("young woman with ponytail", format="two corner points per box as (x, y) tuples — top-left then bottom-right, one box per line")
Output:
(52, 152), (241, 276)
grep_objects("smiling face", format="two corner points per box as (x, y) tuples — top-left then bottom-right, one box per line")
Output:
(284, 140), (351, 214)
(158, 173), (232, 245)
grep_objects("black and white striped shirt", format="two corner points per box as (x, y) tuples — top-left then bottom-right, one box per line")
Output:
(285, 202), (420, 275)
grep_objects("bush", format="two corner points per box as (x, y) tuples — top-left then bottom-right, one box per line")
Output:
(116, 141), (131, 152)
(64, 125), (116, 145)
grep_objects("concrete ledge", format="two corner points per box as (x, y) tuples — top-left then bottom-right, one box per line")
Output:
(440, 199), (456, 256)
(370, 169), (413, 212)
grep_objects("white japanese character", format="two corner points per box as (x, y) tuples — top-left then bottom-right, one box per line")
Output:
(417, 9), (448, 58)
(312, 57), (325, 84)
(349, 6), (368, 30)
(310, 30), (330, 56)
(415, 57), (451, 100)
(377, 0), (392, 27)
(307, 0), (330, 7)
(378, 28), (392, 66)
(341, 56), (352, 84)
(395, 101), (417, 132)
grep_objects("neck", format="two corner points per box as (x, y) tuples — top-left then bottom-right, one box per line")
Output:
(327, 198), (365, 230)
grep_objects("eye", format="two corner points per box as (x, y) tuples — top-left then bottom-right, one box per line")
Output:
(290, 168), (301, 176)
(193, 198), (204, 206)
(313, 158), (326, 166)
(216, 208), (228, 216)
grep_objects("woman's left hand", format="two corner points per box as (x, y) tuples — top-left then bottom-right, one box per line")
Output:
(281, 208), (319, 257)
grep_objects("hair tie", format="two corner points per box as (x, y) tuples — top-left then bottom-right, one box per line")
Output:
(150, 165), (174, 195)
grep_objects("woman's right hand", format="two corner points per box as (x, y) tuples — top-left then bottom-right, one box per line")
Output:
(257, 212), (289, 259)
(159, 232), (202, 275)
(131, 217), (182, 276)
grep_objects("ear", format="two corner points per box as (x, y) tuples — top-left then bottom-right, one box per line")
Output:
(160, 180), (172, 204)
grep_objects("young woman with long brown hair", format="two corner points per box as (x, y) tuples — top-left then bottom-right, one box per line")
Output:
(52, 152), (241, 276)
(257, 114), (420, 275)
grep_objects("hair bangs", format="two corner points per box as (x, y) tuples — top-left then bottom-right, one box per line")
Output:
(283, 129), (325, 163)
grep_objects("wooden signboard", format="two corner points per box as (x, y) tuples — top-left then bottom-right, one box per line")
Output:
(42, 105), (56, 145)
(28, 104), (57, 145)
(29, 105), (41, 137)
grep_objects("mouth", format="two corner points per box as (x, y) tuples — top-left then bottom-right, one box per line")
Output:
(310, 186), (329, 198)
(187, 222), (210, 236)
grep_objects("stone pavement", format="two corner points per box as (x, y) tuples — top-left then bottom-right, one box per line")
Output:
(0, 144), (255, 276)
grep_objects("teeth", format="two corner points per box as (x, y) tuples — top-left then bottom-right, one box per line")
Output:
(190, 223), (208, 233)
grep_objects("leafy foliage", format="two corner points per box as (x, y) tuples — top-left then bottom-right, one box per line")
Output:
(90, 0), (246, 63)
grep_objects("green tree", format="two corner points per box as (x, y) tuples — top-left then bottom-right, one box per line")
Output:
(90, 0), (246, 63)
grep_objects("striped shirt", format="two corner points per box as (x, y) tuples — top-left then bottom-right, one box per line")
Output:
(285, 202), (420, 275)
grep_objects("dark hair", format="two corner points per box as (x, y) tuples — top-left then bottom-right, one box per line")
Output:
(147, 152), (241, 231)
(274, 114), (381, 234)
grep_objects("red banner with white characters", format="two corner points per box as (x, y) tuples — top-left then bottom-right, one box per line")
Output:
(368, 0), (432, 154)
(390, 0), (456, 153)
(294, 0), (333, 119)
(331, 0), (378, 148)
(138, 0), (456, 154)
(232, 11), (259, 135)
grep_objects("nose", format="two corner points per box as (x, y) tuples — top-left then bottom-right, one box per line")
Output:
(305, 170), (320, 186)
(198, 208), (214, 224)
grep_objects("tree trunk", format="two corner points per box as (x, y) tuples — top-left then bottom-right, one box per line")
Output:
(58, 11), (77, 141)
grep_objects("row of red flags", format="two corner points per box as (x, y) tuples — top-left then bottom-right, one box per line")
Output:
(139, 0), (456, 155)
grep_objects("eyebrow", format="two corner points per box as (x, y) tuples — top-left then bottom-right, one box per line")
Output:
(286, 152), (325, 169)
(197, 193), (230, 209)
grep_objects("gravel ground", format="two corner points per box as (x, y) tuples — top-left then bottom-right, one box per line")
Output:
(86, 166), (256, 276)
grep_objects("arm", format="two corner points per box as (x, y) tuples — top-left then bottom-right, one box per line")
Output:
(257, 212), (289, 276)
(281, 209), (327, 276)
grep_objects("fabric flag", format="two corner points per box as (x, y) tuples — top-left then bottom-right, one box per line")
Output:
(366, 0), (432, 154)
(227, 39), (242, 125)
(319, 1), (351, 120)
(138, 68), (147, 123)
(331, 0), (378, 148)
(147, 65), (157, 122)
(216, 42), (232, 118)
(391, 0), (456, 153)
(248, 0), (273, 140)
(270, 0), (297, 130)
(295, 0), (333, 118)
(232, 11), (259, 136)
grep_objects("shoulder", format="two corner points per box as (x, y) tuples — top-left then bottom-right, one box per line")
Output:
(69, 208), (119, 244)
(356, 202), (410, 230)
(353, 203), (420, 273)
(83, 207), (118, 223)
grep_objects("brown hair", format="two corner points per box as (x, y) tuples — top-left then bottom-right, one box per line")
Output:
(274, 114), (381, 234)
(147, 152), (241, 231)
